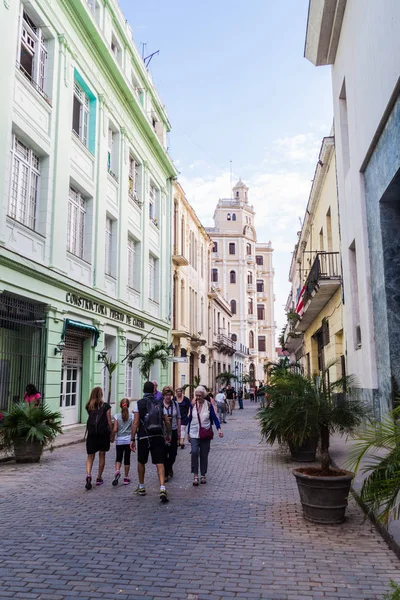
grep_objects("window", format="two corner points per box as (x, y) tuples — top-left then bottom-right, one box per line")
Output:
(229, 242), (236, 255)
(257, 280), (264, 293)
(107, 128), (118, 180)
(129, 155), (140, 203)
(9, 135), (40, 230)
(19, 11), (48, 96)
(231, 333), (237, 342)
(212, 268), (218, 283)
(105, 216), (113, 276)
(67, 187), (86, 258)
(149, 255), (157, 301)
(230, 299), (237, 315)
(111, 34), (121, 64)
(258, 336), (266, 352)
(201, 246), (204, 279)
(149, 183), (157, 223)
(247, 272), (253, 284)
(249, 331), (254, 349)
(230, 270), (236, 284)
(73, 82), (90, 147)
(227, 213), (231, 221)
(236, 191), (239, 198)
(212, 241), (218, 253)
(87, 0), (101, 24)
(256, 255), (263, 265)
(246, 243), (252, 255)
(131, 72), (144, 106)
(127, 236), (136, 289)
(257, 304), (265, 320)
(248, 298), (253, 315)
(232, 214), (236, 221)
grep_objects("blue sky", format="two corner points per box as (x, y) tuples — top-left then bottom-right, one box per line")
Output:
(120, 0), (334, 339)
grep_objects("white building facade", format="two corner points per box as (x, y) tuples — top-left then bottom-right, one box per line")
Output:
(305, 0), (400, 416)
(206, 181), (275, 385)
(0, 0), (176, 423)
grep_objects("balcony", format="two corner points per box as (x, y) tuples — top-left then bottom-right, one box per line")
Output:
(213, 334), (236, 356)
(249, 348), (258, 356)
(296, 252), (342, 332)
(172, 251), (189, 266)
(212, 252), (222, 262)
(247, 283), (256, 293)
(247, 314), (256, 323)
(247, 255), (255, 264)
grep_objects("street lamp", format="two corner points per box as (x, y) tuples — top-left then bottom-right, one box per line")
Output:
(234, 363), (238, 392)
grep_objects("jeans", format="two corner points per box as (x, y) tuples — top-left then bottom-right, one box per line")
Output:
(190, 437), (211, 476)
(164, 429), (178, 475)
(238, 397), (243, 409)
(217, 405), (227, 423)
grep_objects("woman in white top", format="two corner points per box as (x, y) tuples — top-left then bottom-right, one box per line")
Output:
(187, 386), (223, 486)
(111, 398), (134, 485)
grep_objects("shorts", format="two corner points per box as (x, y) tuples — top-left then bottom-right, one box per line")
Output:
(137, 436), (165, 465)
(86, 433), (110, 455)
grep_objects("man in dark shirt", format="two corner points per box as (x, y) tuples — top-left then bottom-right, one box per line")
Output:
(225, 385), (236, 415)
(130, 381), (171, 503)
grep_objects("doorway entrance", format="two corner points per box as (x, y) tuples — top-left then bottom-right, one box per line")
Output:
(60, 329), (85, 425)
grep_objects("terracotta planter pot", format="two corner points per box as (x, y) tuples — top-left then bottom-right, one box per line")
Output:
(289, 437), (318, 462)
(13, 440), (43, 463)
(293, 467), (353, 524)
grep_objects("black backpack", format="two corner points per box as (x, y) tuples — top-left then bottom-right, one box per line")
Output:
(87, 405), (109, 436)
(142, 398), (163, 434)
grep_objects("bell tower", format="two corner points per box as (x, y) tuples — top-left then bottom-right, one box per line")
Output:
(232, 179), (249, 204)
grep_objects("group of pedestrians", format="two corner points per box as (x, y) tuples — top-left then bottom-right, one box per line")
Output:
(84, 381), (223, 502)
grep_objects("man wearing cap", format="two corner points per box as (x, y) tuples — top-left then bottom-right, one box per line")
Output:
(130, 381), (171, 503)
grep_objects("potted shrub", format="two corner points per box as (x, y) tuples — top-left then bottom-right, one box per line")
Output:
(347, 406), (400, 526)
(0, 402), (62, 463)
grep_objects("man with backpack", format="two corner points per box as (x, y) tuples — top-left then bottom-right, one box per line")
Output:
(130, 381), (171, 503)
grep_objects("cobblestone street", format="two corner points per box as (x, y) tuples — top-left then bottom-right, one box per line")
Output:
(1, 402), (399, 600)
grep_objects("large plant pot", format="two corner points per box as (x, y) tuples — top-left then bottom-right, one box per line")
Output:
(293, 467), (353, 524)
(13, 440), (43, 463)
(289, 437), (318, 462)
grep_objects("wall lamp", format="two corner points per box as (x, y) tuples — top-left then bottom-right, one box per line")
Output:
(98, 348), (108, 362)
(54, 340), (66, 355)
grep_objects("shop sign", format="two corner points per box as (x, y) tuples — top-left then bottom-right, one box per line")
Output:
(66, 293), (145, 328)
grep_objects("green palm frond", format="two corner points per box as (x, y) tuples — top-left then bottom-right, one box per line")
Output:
(0, 402), (62, 448)
(130, 341), (170, 380)
(216, 371), (238, 387)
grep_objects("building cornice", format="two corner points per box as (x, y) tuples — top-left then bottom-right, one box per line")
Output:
(304, 0), (346, 66)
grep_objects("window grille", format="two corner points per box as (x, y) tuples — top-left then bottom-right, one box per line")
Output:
(127, 237), (136, 288)
(72, 82), (90, 146)
(67, 187), (86, 258)
(9, 134), (40, 230)
(105, 217), (113, 276)
(129, 156), (140, 202)
(149, 184), (156, 221)
(149, 255), (156, 300)
(19, 11), (48, 94)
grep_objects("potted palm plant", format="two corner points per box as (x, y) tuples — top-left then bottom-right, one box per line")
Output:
(0, 402), (62, 463)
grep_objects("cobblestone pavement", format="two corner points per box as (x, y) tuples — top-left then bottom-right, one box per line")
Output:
(1, 402), (400, 600)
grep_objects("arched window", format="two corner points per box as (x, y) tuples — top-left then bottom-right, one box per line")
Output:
(232, 213), (236, 221)
(230, 299), (237, 314)
(249, 331), (254, 348)
(231, 333), (237, 342)
(246, 243), (252, 255)
(212, 241), (218, 253)
(248, 298), (253, 315)
(247, 271), (253, 284)
(236, 191), (239, 198)
(230, 270), (236, 283)
(227, 213), (231, 221)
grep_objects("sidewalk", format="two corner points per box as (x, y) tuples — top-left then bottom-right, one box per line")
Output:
(330, 432), (400, 555)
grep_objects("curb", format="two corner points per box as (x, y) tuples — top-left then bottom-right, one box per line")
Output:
(0, 434), (85, 464)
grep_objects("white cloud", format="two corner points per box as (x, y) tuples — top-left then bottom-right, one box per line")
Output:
(273, 133), (321, 164)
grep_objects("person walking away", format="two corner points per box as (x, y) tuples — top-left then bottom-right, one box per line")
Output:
(256, 385), (266, 408)
(206, 390), (217, 411)
(85, 387), (112, 490)
(162, 386), (181, 481)
(225, 385), (235, 415)
(187, 386), (223, 486)
(130, 381), (171, 503)
(237, 387), (244, 410)
(111, 398), (133, 486)
(175, 387), (191, 449)
(215, 389), (227, 423)
(24, 384), (41, 407)
(153, 381), (163, 401)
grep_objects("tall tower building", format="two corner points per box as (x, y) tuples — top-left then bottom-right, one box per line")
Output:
(206, 181), (275, 385)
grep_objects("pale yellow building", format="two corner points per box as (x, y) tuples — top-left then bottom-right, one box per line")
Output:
(285, 136), (345, 381)
(171, 183), (213, 390)
(206, 181), (275, 385)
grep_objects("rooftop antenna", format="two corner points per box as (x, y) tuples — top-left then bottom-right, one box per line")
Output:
(230, 160), (233, 198)
(144, 49), (160, 68)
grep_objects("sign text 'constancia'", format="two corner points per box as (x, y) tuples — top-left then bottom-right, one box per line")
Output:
(66, 293), (145, 328)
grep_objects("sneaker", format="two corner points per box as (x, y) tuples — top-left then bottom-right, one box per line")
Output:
(181, 444), (185, 450)
(135, 486), (146, 496)
(85, 475), (92, 490)
(123, 477), (130, 485)
(96, 477), (104, 486)
(112, 471), (121, 487)
(160, 489), (169, 503)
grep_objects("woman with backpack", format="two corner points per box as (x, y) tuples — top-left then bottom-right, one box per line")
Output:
(85, 386), (112, 490)
(187, 385), (223, 486)
(111, 398), (133, 486)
